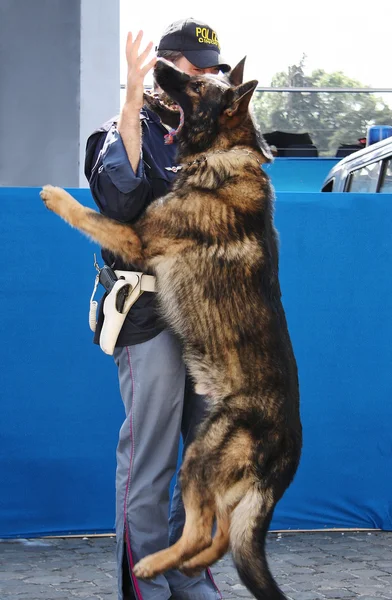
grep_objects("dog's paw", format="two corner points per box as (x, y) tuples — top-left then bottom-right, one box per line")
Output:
(133, 557), (157, 580)
(40, 185), (64, 214)
(40, 185), (80, 222)
(179, 562), (203, 578)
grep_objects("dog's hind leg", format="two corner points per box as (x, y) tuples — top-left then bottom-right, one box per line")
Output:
(179, 513), (230, 576)
(133, 410), (256, 580)
(40, 185), (143, 264)
(133, 483), (215, 579)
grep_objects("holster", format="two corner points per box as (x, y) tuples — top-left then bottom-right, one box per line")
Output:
(99, 271), (156, 355)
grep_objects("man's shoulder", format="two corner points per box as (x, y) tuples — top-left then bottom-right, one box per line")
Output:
(84, 108), (168, 181)
(96, 114), (120, 133)
(91, 109), (150, 136)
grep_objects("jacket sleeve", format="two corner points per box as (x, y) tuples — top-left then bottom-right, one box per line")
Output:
(87, 124), (153, 223)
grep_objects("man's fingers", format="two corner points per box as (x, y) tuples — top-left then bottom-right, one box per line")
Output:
(137, 41), (154, 67)
(125, 31), (155, 81)
(141, 55), (157, 77)
(130, 30), (143, 61)
(125, 31), (133, 53)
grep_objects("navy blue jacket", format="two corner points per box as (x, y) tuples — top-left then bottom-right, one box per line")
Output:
(85, 107), (179, 346)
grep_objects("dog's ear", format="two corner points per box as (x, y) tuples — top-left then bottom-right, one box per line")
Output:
(224, 80), (258, 118)
(228, 57), (247, 86)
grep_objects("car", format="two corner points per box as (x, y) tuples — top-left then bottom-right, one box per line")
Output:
(321, 133), (392, 193)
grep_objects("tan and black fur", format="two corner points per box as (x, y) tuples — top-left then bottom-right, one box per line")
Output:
(40, 58), (302, 600)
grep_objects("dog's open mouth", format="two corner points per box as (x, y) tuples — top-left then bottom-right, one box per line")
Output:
(145, 91), (180, 113)
(143, 90), (183, 133)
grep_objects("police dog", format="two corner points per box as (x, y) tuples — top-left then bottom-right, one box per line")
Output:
(40, 58), (302, 600)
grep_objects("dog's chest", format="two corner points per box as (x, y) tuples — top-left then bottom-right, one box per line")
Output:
(152, 255), (191, 325)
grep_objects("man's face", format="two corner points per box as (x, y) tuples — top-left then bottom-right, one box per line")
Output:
(174, 55), (220, 76)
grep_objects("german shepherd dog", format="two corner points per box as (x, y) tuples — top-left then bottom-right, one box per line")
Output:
(40, 58), (302, 599)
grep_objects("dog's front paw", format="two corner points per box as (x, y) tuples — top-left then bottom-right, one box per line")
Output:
(179, 562), (203, 577)
(40, 185), (80, 223)
(133, 556), (157, 580)
(40, 185), (63, 214)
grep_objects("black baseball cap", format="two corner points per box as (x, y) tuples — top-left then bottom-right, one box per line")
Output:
(157, 18), (231, 73)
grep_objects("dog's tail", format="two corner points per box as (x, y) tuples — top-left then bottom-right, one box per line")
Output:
(230, 486), (287, 600)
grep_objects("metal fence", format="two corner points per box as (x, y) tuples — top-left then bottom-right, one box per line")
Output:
(120, 86), (392, 157)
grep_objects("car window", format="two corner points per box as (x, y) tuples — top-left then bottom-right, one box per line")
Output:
(379, 158), (392, 193)
(347, 161), (381, 193)
(322, 179), (334, 192)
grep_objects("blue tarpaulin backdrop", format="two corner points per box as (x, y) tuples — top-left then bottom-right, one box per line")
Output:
(1, 185), (392, 538)
(262, 157), (338, 192)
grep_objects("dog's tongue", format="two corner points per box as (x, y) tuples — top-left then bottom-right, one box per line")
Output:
(164, 107), (185, 145)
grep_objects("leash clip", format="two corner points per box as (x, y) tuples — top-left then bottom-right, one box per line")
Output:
(93, 253), (101, 273)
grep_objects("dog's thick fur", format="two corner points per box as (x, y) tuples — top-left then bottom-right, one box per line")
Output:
(40, 58), (302, 599)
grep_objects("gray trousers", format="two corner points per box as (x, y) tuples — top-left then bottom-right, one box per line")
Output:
(113, 331), (221, 600)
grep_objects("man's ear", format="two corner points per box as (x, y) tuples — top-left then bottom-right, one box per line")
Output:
(228, 57), (247, 86)
(224, 80), (258, 118)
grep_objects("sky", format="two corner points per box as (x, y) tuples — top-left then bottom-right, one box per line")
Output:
(120, 0), (392, 89)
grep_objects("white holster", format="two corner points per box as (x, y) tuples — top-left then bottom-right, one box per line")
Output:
(90, 271), (156, 356)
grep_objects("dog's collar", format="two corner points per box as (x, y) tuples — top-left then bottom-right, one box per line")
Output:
(167, 149), (263, 172)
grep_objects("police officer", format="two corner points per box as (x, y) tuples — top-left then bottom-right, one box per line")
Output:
(85, 18), (230, 600)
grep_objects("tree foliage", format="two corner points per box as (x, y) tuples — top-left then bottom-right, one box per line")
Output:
(252, 56), (392, 156)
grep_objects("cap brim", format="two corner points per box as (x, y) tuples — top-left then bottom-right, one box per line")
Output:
(182, 49), (231, 73)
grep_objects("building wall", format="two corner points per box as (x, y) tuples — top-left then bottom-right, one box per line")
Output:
(0, 0), (119, 187)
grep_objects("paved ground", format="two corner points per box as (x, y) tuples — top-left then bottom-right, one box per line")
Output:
(0, 531), (391, 599)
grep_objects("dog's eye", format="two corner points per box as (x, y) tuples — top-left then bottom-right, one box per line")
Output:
(192, 82), (204, 94)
